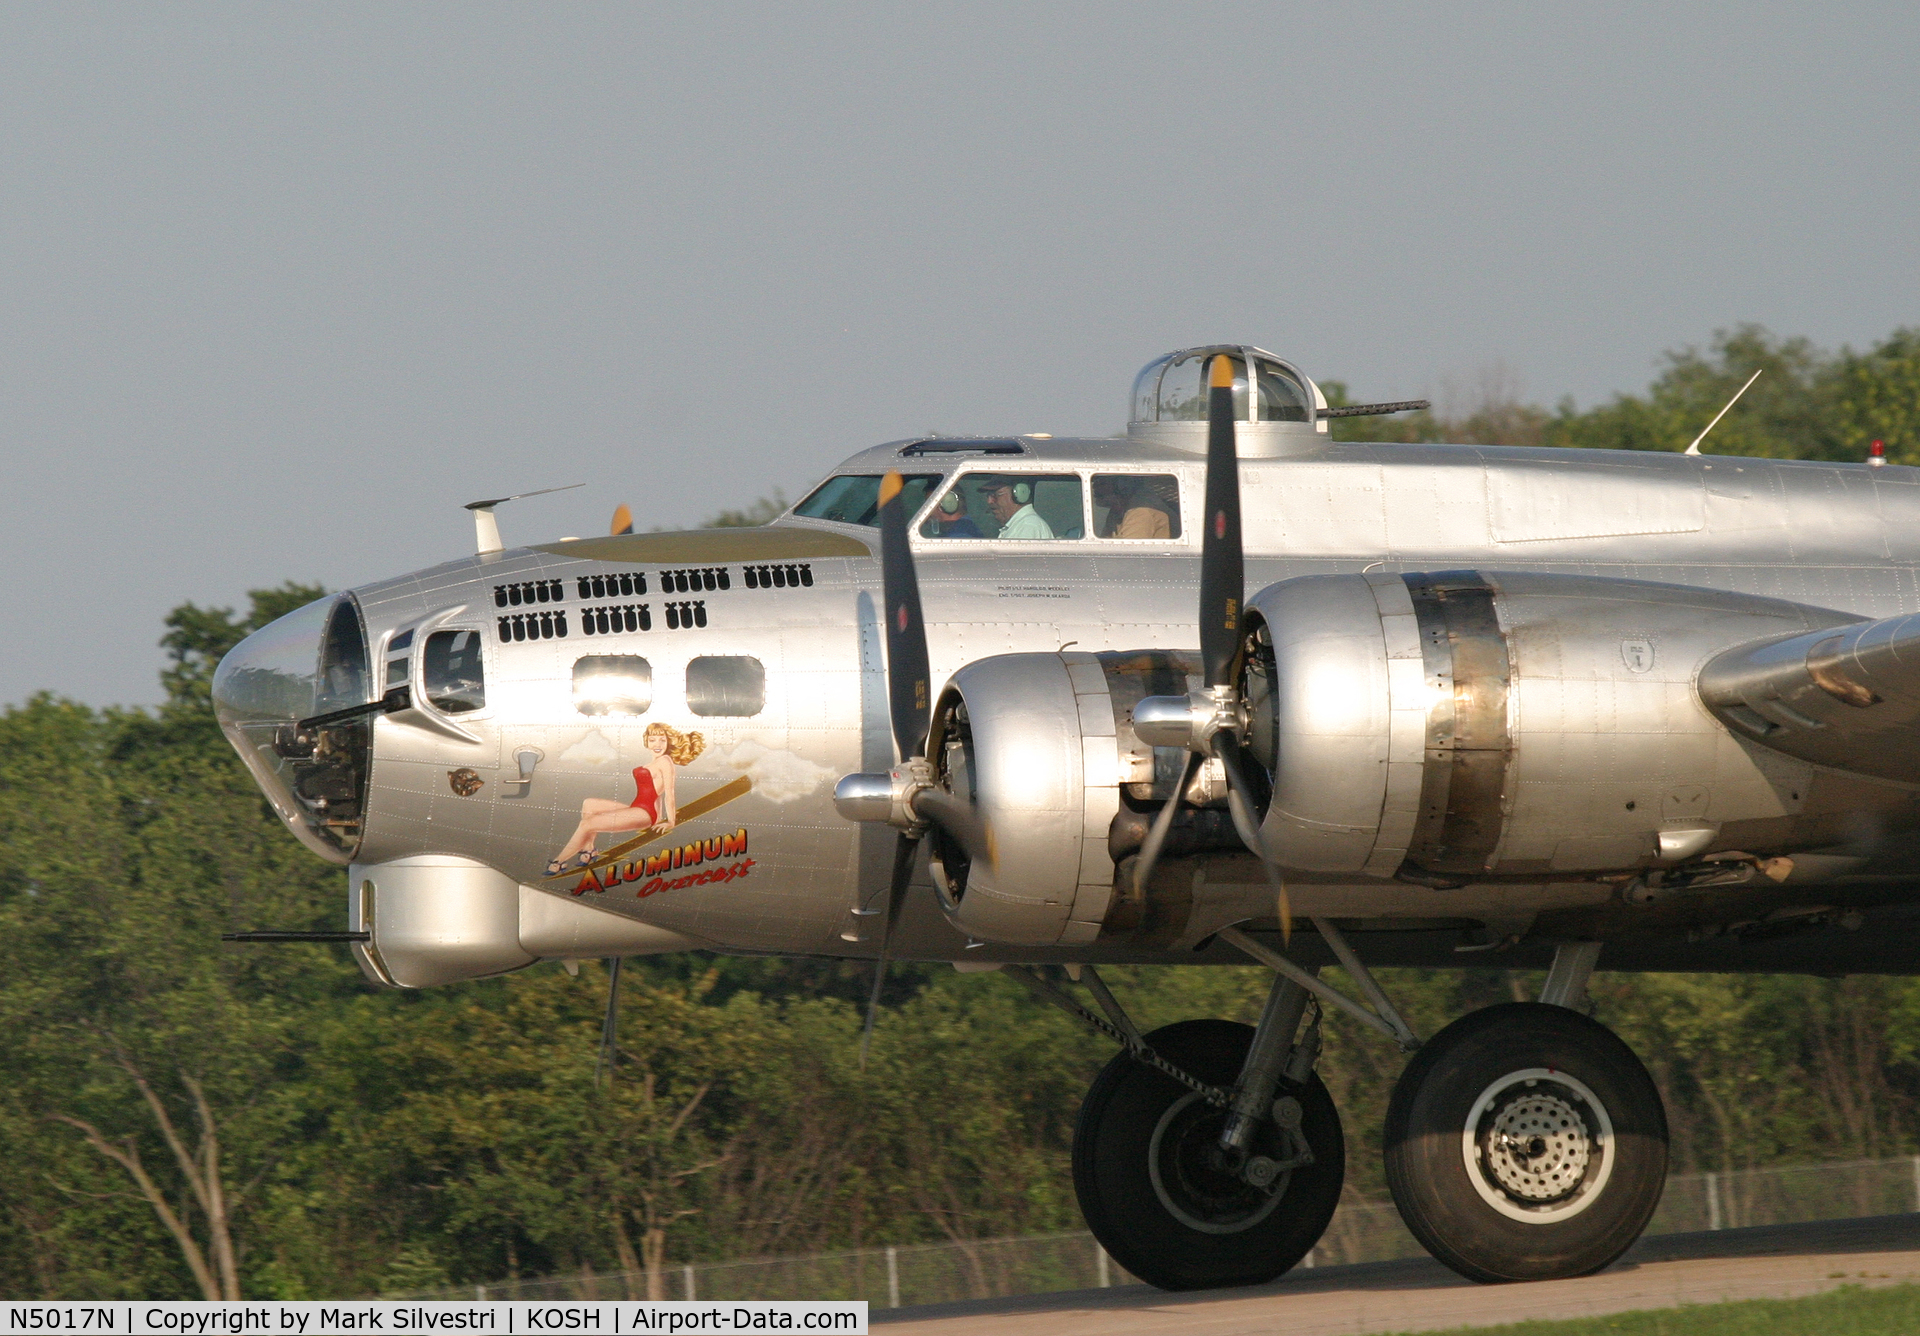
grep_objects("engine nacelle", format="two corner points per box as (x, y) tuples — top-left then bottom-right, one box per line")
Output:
(910, 572), (1871, 949)
(924, 653), (1126, 947)
(1244, 571), (1855, 880)
(922, 649), (1242, 946)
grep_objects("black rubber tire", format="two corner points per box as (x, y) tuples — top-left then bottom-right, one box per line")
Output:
(1384, 1002), (1668, 1284)
(1072, 1018), (1344, 1291)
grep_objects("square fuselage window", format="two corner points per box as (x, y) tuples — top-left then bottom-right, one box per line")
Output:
(686, 656), (765, 717)
(574, 655), (653, 716)
(1091, 474), (1182, 540)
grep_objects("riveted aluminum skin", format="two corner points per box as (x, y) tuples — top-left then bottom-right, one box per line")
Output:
(934, 652), (1120, 946)
(1247, 570), (1860, 877)
(1480, 573), (1845, 875)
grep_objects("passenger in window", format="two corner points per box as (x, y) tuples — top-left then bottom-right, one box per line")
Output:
(544, 722), (705, 875)
(927, 489), (983, 539)
(1094, 476), (1180, 540)
(982, 478), (1055, 540)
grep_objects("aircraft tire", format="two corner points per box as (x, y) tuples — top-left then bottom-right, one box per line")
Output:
(1384, 1002), (1668, 1284)
(1072, 1018), (1344, 1291)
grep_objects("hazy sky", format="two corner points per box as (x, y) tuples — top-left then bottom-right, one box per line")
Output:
(5, 3), (1917, 707)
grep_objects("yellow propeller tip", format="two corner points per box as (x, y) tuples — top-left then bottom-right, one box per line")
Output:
(878, 471), (904, 507)
(1210, 355), (1236, 389)
(610, 503), (633, 536)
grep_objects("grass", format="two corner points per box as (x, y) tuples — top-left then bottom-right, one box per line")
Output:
(1398, 1282), (1920, 1335)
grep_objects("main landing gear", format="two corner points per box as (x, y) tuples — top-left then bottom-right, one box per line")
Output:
(1385, 947), (1668, 1282)
(1029, 935), (1667, 1291)
(1074, 1009), (1343, 1290)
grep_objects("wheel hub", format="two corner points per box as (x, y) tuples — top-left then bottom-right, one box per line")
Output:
(1149, 1092), (1289, 1235)
(1483, 1092), (1591, 1202)
(1461, 1068), (1615, 1224)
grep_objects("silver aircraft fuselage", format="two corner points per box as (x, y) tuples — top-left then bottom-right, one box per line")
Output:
(216, 425), (1920, 986)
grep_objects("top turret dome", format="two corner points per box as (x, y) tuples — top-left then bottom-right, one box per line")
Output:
(1129, 345), (1323, 428)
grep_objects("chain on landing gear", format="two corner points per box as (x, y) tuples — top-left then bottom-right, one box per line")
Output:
(1006, 964), (1321, 1192)
(1071, 1008), (1345, 1291)
(1012, 922), (1439, 1291)
(1001, 965), (1232, 1107)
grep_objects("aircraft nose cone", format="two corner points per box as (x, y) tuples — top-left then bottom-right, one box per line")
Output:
(213, 593), (374, 864)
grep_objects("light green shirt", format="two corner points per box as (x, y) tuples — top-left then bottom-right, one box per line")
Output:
(997, 504), (1055, 540)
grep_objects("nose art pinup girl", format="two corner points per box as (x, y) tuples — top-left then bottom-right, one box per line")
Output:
(547, 722), (705, 875)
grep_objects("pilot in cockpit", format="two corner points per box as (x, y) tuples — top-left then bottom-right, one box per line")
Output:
(981, 478), (1054, 540)
(928, 488), (983, 539)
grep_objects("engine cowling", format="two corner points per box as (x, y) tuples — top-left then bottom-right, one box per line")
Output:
(922, 652), (1124, 947)
(1242, 571), (1856, 880)
(921, 648), (1251, 946)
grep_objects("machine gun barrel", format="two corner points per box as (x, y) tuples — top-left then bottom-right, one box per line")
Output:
(1316, 399), (1430, 419)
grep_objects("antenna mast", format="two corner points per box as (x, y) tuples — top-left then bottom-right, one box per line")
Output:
(463, 482), (585, 555)
(1684, 369), (1763, 456)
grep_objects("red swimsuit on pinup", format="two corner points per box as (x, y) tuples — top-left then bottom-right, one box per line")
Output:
(629, 765), (660, 825)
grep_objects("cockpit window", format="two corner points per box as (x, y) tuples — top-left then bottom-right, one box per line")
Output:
(920, 474), (1084, 540)
(422, 630), (485, 714)
(1092, 475), (1181, 540)
(574, 655), (653, 716)
(793, 474), (940, 527)
(686, 656), (765, 717)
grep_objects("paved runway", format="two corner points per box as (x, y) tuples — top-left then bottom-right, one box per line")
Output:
(875, 1213), (1920, 1335)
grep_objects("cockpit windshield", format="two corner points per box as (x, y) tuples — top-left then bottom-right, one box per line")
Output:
(212, 593), (374, 864)
(793, 474), (941, 527)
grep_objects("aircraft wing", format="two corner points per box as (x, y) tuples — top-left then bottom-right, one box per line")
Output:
(1700, 611), (1920, 783)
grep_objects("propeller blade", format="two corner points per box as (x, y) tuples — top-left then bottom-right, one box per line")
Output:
(912, 787), (994, 872)
(1199, 353), (1245, 688)
(610, 503), (634, 536)
(1212, 735), (1291, 943)
(878, 471), (932, 761)
(860, 832), (919, 1069)
(1132, 750), (1203, 895)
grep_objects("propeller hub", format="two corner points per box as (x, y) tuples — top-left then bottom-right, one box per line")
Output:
(1131, 687), (1243, 754)
(833, 758), (933, 832)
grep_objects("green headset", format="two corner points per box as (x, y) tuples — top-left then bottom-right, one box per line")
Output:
(970, 477), (1032, 507)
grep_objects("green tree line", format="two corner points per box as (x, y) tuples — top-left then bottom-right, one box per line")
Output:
(4, 326), (1920, 1300)
(1325, 323), (1920, 462)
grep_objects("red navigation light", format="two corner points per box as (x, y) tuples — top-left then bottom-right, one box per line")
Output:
(1870, 439), (1887, 467)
